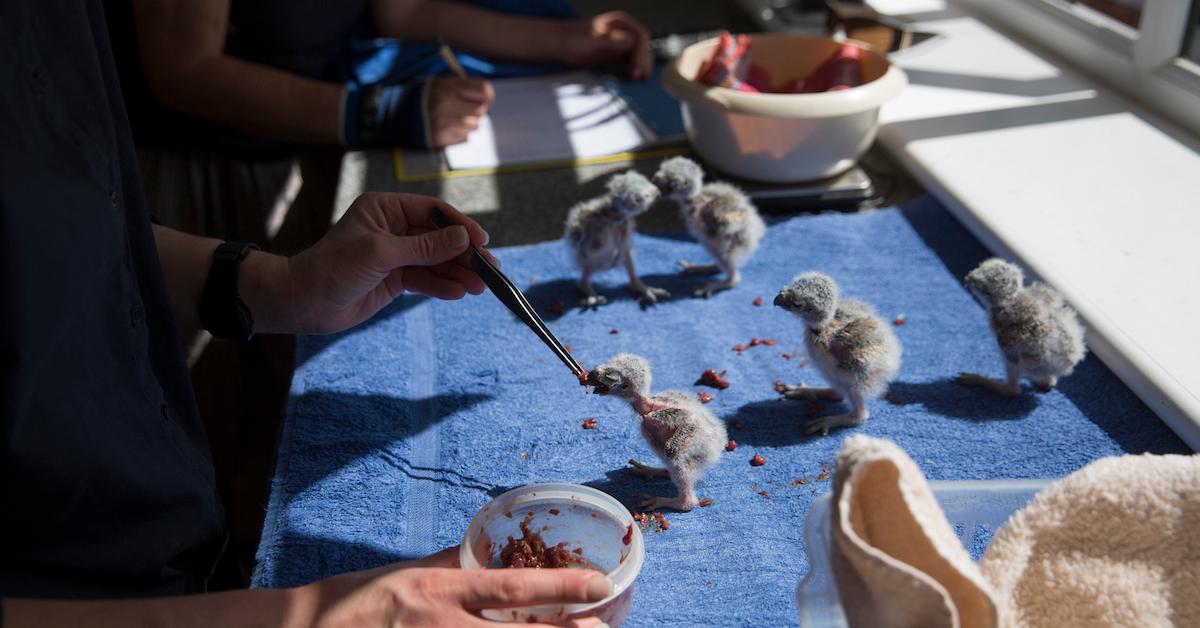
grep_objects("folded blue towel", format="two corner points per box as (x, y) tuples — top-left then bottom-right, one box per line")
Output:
(253, 195), (1189, 626)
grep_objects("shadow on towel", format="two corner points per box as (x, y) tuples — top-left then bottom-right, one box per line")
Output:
(722, 399), (829, 447)
(1054, 356), (1182, 454)
(472, 466), (674, 512)
(899, 197), (990, 281)
(296, 294), (429, 368)
(887, 378), (1040, 421)
(522, 273), (717, 318)
(281, 390), (493, 500)
(582, 466), (684, 512)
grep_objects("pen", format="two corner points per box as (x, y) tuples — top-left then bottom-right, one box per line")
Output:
(438, 42), (469, 79)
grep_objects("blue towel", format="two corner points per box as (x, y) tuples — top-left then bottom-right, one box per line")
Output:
(253, 195), (1189, 626)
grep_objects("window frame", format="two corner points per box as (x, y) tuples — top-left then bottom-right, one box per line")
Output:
(958, 0), (1200, 135)
(1027, 0), (1140, 46)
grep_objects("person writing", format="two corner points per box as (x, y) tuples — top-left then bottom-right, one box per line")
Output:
(118, 0), (652, 150)
(0, 0), (608, 624)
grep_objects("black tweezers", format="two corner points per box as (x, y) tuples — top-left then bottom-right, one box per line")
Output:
(429, 208), (586, 382)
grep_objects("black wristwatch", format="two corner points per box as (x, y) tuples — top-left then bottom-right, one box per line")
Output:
(199, 241), (260, 342)
(357, 83), (382, 145)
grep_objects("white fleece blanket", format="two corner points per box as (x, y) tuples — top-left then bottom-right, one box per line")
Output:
(979, 453), (1200, 628)
(832, 436), (1199, 628)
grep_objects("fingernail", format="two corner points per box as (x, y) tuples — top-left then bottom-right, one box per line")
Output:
(481, 229), (490, 246)
(585, 575), (613, 601)
(446, 225), (469, 248)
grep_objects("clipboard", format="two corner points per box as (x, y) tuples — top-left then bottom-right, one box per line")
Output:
(393, 68), (687, 182)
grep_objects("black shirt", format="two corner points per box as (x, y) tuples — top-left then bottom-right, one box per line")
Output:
(0, 0), (226, 598)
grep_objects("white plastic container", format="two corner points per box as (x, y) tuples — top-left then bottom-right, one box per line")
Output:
(661, 34), (907, 183)
(796, 479), (1052, 627)
(460, 483), (644, 626)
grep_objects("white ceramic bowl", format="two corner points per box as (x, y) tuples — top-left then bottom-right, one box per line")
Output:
(661, 34), (907, 183)
(460, 483), (644, 626)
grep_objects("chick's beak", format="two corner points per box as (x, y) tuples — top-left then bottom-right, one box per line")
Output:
(585, 370), (610, 394)
(773, 293), (787, 308)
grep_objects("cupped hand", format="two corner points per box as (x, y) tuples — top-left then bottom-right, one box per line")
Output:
(298, 546), (613, 628)
(267, 193), (498, 335)
(561, 11), (652, 80)
(428, 77), (495, 147)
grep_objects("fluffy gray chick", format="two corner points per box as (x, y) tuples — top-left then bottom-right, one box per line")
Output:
(773, 272), (902, 435)
(564, 171), (667, 306)
(958, 258), (1086, 395)
(652, 156), (765, 297)
(586, 353), (727, 511)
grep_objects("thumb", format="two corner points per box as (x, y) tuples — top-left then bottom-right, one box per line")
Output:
(389, 225), (470, 268)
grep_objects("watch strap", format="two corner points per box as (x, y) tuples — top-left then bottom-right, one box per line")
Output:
(199, 241), (259, 342)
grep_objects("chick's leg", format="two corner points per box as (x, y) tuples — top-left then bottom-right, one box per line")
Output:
(774, 380), (844, 401)
(578, 268), (607, 307)
(1035, 375), (1058, 392)
(957, 361), (1021, 397)
(627, 459), (670, 478)
(804, 389), (868, 436)
(623, 248), (669, 303)
(694, 261), (739, 298)
(640, 466), (699, 512)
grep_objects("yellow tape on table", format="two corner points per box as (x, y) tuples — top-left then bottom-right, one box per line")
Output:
(392, 145), (689, 183)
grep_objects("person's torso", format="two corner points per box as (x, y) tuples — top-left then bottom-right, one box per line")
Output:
(0, 0), (226, 598)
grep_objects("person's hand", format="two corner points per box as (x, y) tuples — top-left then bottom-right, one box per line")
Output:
(427, 76), (495, 147)
(294, 547), (613, 627)
(245, 193), (496, 335)
(560, 11), (652, 80)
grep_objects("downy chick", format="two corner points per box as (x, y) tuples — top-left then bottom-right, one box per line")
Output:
(587, 353), (727, 511)
(652, 156), (765, 297)
(773, 272), (902, 435)
(958, 258), (1085, 395)
(564, 171), (668, 307)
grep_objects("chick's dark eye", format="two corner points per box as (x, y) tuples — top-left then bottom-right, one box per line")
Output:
(621, 383), (629, 390)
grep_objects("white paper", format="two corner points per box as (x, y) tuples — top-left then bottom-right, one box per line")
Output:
(443, 71), (658, 170)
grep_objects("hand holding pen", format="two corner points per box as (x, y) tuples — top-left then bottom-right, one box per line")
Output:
(426, 43), (494, 147)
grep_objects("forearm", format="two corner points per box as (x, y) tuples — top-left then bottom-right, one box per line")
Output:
(153, 225), (221, 334)
(132, 0), (344, 145)
(1, 588), (303, 628)
(151, 56), (344, 145)
(151, 225), (296, 336)
(373, 0), (569, 63)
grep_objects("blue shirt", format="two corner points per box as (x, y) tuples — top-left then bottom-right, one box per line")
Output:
(0, 0), (226, 598)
